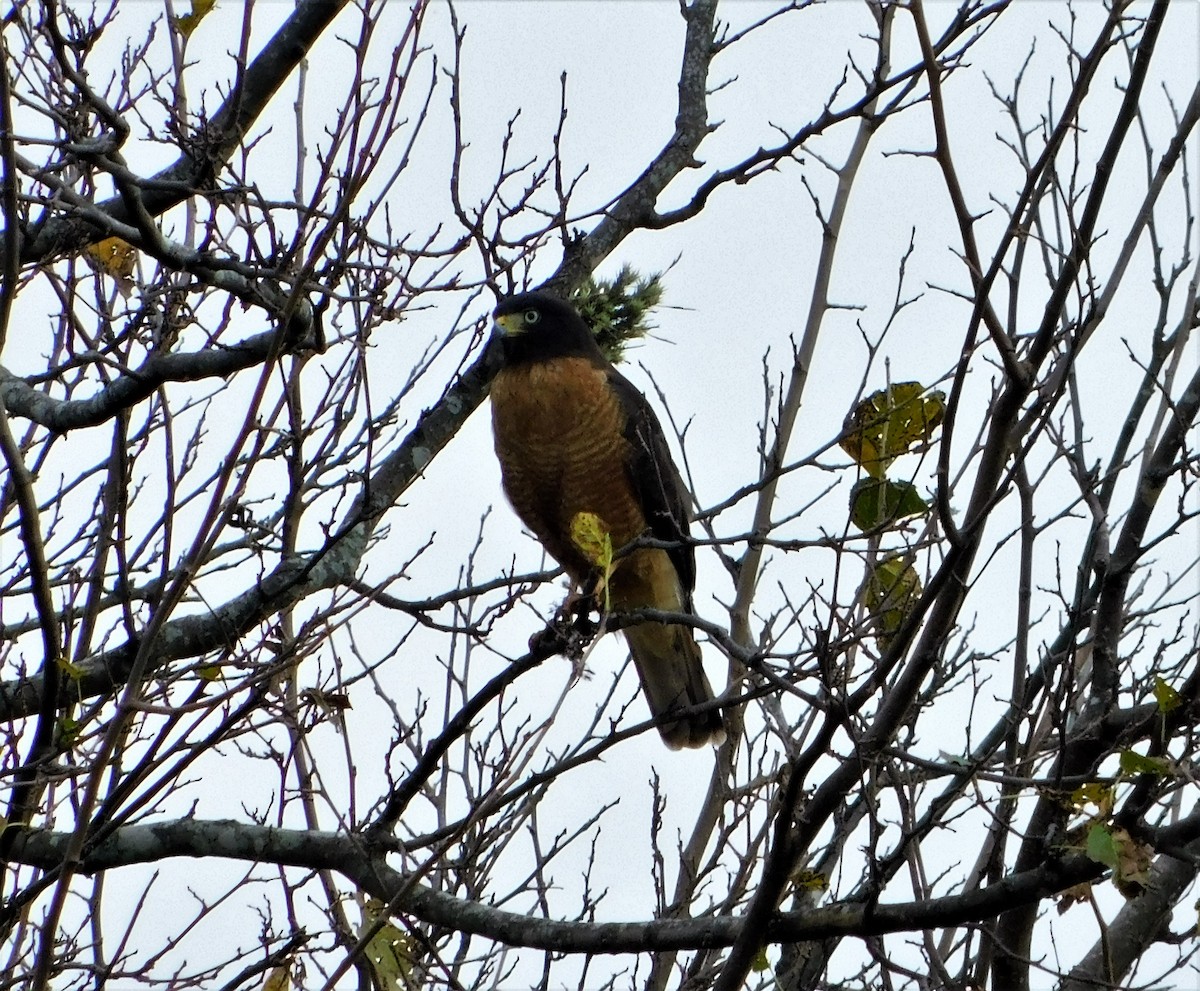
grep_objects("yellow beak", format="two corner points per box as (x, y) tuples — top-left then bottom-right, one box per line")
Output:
(493, 312), (523, 336)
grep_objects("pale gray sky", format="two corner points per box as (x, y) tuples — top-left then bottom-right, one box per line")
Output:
(6, 1), (1199, 986)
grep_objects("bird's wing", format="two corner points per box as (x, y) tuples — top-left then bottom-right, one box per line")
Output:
(606, 368), (696, 598)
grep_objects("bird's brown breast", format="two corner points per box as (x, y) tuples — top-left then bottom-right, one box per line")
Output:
(491, 356), (656, 590)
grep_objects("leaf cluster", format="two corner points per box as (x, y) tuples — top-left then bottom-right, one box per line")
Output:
(840, 382), (945, 646)
(571, 265), (665, 364)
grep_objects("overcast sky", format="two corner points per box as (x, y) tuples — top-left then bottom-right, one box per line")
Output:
(8, 1), (1200, 986)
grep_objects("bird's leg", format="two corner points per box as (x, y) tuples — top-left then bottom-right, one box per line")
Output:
(526, 578), (603, 677)
(526, 578), (602, 673)
(569, 574), (604, 633)
(565, 575), (603, 624)
(564, 576), (603, 680)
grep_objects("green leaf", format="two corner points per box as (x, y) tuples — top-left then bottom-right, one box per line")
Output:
(1118, 750), (1171, 777)
(174, 0), (217, 38)
(841, 382), (946, 478)
(1086, 822), (1118, 869)
(59, 716), (80, 747)
(849, 477), (929, 531)
(1153, 676), (1182, 713)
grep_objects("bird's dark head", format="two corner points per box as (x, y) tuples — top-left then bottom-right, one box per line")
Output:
(493, 292), (603, 366)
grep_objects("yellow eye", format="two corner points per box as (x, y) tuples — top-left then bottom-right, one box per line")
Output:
(523, 308), (541, 325)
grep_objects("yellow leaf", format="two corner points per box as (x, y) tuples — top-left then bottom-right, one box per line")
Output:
(360, 899), (417, 991)
(1110, 826), (1152, 899)
(302, 688), (352, 733)
(85, 236), (137, 279)
(570, 511), (614, 611)
(789, 868), (829, 892)
(56, 655), (86, 681)
(1056, 882), (1091, 914)
(175, 0), (217, 38)
(570, 511), (611, 567)
(1153, 676), (1182, 713)
(860, 555), (921, 649)
(1069, 782), (1114, 816)
(301, 688), (352, 714)
(262, 964), (289, 991)
(841, 382), (945, 477)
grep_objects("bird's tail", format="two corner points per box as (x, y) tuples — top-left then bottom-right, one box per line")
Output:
(624, 622), (726, 750)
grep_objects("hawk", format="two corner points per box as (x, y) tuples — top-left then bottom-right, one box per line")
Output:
(490, 291), (726, 750)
